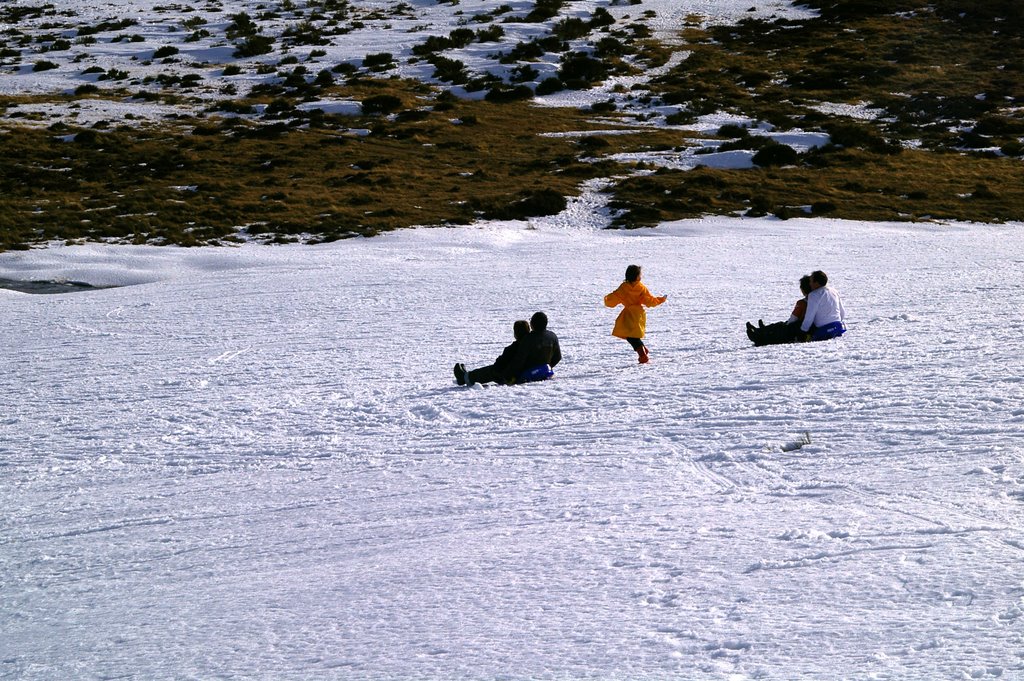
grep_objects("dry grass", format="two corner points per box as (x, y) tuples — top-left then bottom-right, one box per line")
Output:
(607, 0), (1024, 227)
(0, 81), (641, 249)
(609, 148), (1024, 227)
(3, 2), (1024, 249)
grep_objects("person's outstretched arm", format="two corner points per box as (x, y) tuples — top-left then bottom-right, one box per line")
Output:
(640, 284), (667, 307)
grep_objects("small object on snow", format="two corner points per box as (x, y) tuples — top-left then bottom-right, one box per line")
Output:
(782, 431), (812, 452)
(637, 345), (649, 364)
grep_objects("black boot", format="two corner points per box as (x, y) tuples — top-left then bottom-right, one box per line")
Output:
(453, 363), (467, 385)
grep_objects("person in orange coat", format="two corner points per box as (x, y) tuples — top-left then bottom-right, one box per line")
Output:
(604, 264), (668, 363)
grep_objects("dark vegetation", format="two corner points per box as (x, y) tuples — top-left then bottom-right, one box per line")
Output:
(0, 0), (1023, 248)
(0, 82), (624, 248)
(610, 0), (1024, 226)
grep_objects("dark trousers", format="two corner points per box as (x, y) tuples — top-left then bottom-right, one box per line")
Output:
(749, 321), (802, 346)
(751, 321), (799, 346)
(468, 365), (504, 385)
(625, 337), (645, 351)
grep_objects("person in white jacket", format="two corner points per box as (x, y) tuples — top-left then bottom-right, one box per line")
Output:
(800, 270), (847, 341)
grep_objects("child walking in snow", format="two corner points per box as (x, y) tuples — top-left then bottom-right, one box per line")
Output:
(604, 264), (667, 363)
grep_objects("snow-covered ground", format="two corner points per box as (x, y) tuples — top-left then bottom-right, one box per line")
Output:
(3, 0), (1023, 678)
(3, 213), (1024, 679)
(0, 0), (815, 126)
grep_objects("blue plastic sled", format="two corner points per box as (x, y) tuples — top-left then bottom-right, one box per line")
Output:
(811, 321), (846, 342)
(517, 364), (554, 384)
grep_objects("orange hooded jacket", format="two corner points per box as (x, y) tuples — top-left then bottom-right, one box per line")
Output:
(604, 281), (666, 339)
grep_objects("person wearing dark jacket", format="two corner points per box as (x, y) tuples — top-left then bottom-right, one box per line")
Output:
(505, 311), (561, 383)
(454, 319), (530, 386)
(746, 275), (812, 346)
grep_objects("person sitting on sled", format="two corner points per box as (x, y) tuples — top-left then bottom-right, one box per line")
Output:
(746, 275), (812, 346)
(604, 264), (667, 363)
(800, 270), (847, 341)
(454, 319), (531, 386)
(504, 311), (561, 383)
(454, 312), (560, 386)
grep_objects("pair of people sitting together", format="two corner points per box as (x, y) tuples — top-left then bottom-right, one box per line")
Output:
(454, 311), (562, 387)
(746, 270), (847, 346)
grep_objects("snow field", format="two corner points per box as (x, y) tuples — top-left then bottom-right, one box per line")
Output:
(1, 0), (814, 126)
(4, 0), (1022, 676)
(2, 216), (1024, 679)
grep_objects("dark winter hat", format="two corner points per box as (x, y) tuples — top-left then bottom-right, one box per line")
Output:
(530, 311), (548, 331)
